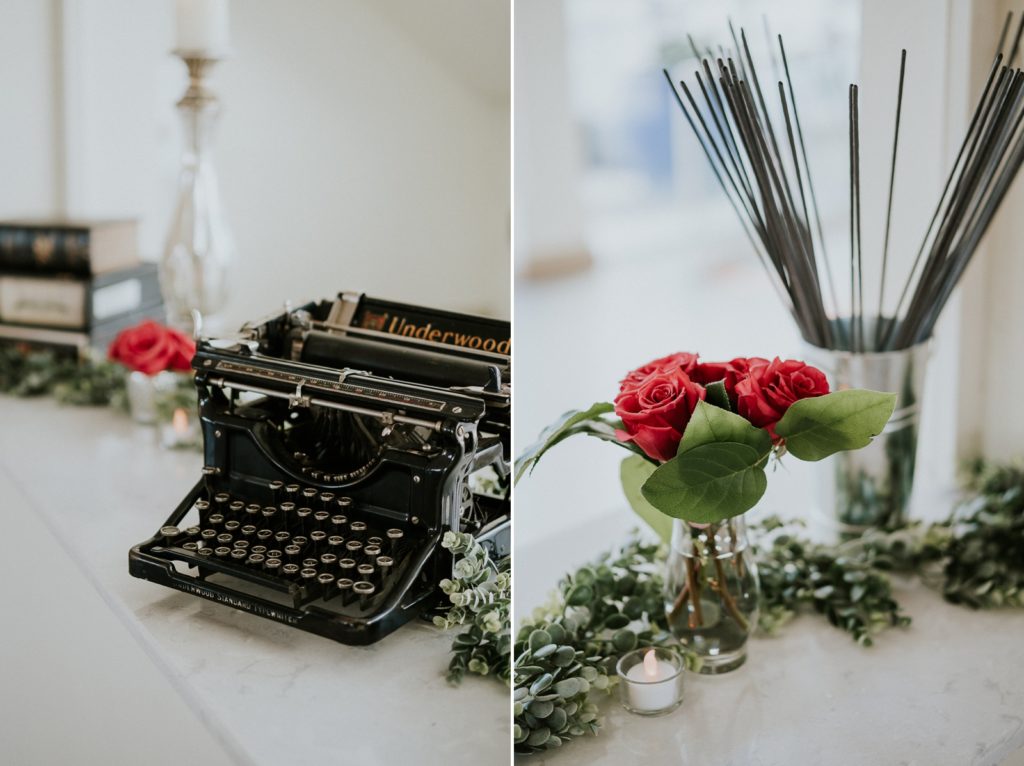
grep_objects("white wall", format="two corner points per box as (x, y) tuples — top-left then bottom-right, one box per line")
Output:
(1, 0), (510, 327)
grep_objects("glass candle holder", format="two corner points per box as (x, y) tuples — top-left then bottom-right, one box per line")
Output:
(616, 647), (685, 716)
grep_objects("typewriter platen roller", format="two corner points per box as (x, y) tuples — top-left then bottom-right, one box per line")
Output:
(129, 292), (510, 645)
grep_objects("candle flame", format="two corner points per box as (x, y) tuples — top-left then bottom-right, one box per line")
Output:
(172, 407), (189, 434)
(643, 648), (659, 680)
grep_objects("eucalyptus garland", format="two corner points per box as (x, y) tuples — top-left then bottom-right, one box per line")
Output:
(0, 345), (128, 407)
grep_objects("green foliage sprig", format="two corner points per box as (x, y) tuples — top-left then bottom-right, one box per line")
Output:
(513, 538), (699, 754)
(435, 531), (511, 686)
(0, 345), (127, 407)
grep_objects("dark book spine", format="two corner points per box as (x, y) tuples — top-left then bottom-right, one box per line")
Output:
(0, 227), (91, 274)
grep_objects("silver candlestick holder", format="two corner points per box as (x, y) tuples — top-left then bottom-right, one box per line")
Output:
(160, 51), (235, 334)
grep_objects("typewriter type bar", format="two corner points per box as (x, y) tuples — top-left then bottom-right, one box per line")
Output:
(130, 292), (510, 645)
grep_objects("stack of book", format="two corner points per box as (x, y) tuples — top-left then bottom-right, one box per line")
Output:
(0, 219), (164, 354)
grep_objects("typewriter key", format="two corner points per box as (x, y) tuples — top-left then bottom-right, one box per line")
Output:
(337, 496), (353, 510)
(366, 536), (383, 547)
(302, 558), (318, 568)
(279, 500), (295, 516)
(160, 525), (180, 541)
(328, 535), (345, 550)
(247, 553), (265, 567)
(282, 563), (300, 577)
(357, 563), (375, 579)
(350, 521), (367, 534)
(338, 558), (356, 573)
(216, 533), (233, 545)
(363, 545), (382, 558)
(330, 514), (347, 531)
(284, 483), (300, 498)
(213, 492), (230, 507)
(269, 479), (284, 500)
(215, 546), (231, 558)
(230, 549), (248, 561)
(274, 530), (291, 544)
(245, 503), (261, 520)
(195, 499), (210, 513)
(266, 549), (282, 559)
(264, 558), (282, 573)
(336, 578), (354, 592)
(319, 493), (335, 512)
(201, 529), (218, 542)
(317, 572), (335, 587)
(197, 548), (213, 557)
(320, 553), (338, 567)
(230, 500), (246, 516)
(262, 506), (277, 522)
(183, 542), (199, 552)
(185, 526), (201, 536)
(251, 545), (268, 555)
(224, 520), (241, 532)
(353, 580), (375, 598)
(234, 540), (250, 550)
(241, 524), (257, 538)
(313, 510), (330, 529)
(345, 540), (363, 554)
(292, 536), (309, 547)
(208, 513), (225, 527)
(310, 530), (327, 546)
(256, 528), (274, 542)
(376, 555), (394, 575)
(386, 528), (404, 542)
(301, 487), (318, 501)
(300, 567), (318, 583)
(296, 507), (312, 532)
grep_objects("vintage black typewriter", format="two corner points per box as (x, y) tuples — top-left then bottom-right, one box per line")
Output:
(129, 292), (510, 645)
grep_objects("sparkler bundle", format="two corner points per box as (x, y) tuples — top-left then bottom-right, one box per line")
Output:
(665, 14), (1024, 352)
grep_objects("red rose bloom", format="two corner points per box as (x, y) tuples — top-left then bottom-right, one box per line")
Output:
(735, 357), (829, 436)
(615, 365), (706, 462)
(618, 352), (699, 393)
(692, 356), (769, 402)
(108, 320), (195, 375)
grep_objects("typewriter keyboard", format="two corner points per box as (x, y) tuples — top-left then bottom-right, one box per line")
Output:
(150, 481), (419, 613)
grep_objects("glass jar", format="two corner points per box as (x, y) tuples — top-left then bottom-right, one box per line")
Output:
(663, 516), (759, 674)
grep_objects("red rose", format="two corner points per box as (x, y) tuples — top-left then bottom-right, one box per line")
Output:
(108, 320), (195, 375)
(735, 357), (829, 436)
(692, 356), (769, 402)
(619, 352), (699, 393)
(615, 365), (706, 462)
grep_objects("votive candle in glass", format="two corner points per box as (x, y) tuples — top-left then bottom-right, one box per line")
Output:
(616, 647), (685, 716)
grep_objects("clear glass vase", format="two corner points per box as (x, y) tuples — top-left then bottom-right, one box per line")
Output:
(664, 516), (759, 674)
(160, 64), (234, 334)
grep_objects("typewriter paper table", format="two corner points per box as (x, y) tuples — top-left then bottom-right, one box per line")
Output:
(0, 396), (506, 766)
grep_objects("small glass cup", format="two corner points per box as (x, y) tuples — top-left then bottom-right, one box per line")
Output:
(616, 647), (685, 716)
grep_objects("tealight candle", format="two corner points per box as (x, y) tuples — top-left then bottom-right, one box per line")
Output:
(616, 647), (685, 716)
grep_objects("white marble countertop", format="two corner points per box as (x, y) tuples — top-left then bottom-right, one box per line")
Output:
(0, 395), (507, 766)
(514, 507), (1024, 766)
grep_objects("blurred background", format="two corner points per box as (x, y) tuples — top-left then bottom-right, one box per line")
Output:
(514, 0), (1022, 610)
(0, 0), (510, 327)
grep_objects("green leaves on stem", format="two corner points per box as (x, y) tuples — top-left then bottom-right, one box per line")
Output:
(774, 389), (897, 461)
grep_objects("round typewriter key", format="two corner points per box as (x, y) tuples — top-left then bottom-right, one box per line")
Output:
(313, 510), (330, 527)
(245, 503), (261, 519)
(317, 572), (335, 587)
(269, 479), (284, 497)
(216, 533), (233, 545)
(386, 528), (404, 542)
(195, 499), (210, 513)
(241, 524), (257, 538)
(266, 549), (282, 559)
(183, 541), (199, 552)
(302, 558), (318, 568)
(328, 535), (345, 550)
(247, 553), (265, 567)
(310, 530), (327, 544)
(292, 535), (309, 547)
(265, 558), (282, 573)
(357, 563), (375, 578)
(282, 563), (300, 576)
(320, 553), (338, 567)
(336, 578), (354, 591)
(224, 520), (241, 532)
(330, 514), (347, 531)
(230, 549), (248, 561)
(262, 506), (277, 521)
(208, 513), (225, 527)
(337, 496), (353, 509)
(233, 540), (250, 550)
(300, 567), (317, 581)
(202, 466), (218, 478)
(274, 531), (291, 544)
(256, 528), (274, 542)
(350, 521), (367, 534)
(302, 487), (318, 501)
(353, 581), (375, 596)
(213, 492), (230, 506)
(345, 540), (363, 554)
(296, 507), (312, 527)
(201, 529), (218, 541)
(197, 548), (213, 557)
(215, 546), (231, 557)
(366, 536), (383, 547)
(338, 558), (356, 572)
(284, 483), (300, 497)
(251, 545), (267, 555)
(279, 501), (295, 521)
(320, 491), (335, 505)
(363, 544), (381, 558)
(185, 526), (201, 536)
(376, 555), (394, 573)
(230, 500), (245, 515)
(160, 525), (180, 540)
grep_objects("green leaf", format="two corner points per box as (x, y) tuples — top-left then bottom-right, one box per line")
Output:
(514, 402), (641, 484)
(641, 441), (769, 523)
(620, 455), (672, 543)
(704, 380), (732, 411)
(774, 389), (897, 462)
(678, 400), (772, 457)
